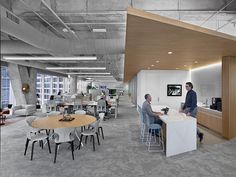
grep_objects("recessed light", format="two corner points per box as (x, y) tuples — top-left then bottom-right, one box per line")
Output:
(194, 61), (198, 64)
(156, 60), (160, 63)
(184, 65), (187, 67)
(151, 64), (155, 67)
(168, 52), (173, 55)
(92, 28), (107, 33)
(62, 28), (68, 32)
(176, 67), (179, 69)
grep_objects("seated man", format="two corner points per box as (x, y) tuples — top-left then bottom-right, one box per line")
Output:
(142, 94), (163, 126)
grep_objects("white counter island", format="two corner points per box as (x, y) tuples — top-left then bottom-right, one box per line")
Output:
(152, 105), (197, 157)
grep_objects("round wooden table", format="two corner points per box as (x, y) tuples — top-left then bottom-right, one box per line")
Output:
(32, 114), (96, 129)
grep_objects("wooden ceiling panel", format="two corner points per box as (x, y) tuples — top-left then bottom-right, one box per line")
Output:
(124, 8), (236, 82)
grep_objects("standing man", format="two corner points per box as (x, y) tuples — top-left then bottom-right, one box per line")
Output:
(142, 94), (163, 126)
(183, 82), (204, 142)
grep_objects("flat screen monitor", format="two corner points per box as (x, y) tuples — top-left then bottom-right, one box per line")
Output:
(109, 89), (117, 95)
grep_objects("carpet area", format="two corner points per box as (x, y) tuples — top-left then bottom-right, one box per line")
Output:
(1, 96), (236, 177)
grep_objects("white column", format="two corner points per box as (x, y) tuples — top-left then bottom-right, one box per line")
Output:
(69, 76), (77, 94)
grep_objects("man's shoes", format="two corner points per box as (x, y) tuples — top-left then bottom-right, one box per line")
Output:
(199, 133), (204, 142)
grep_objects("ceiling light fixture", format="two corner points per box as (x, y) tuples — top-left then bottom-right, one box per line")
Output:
(151, 64), (155, 67)
(92, 28), (107, 33)
(46, 67), (106, 70)
(168, 51), (173, 55)
(77, 76), (113, 78)
(184, 65), (187, 67)
(62, 28), (68, 32)
(66, 72), (110, 75)
(194, 61), (198, 64)
(176, 67), (179, 69)
(3, 56), (97, 61)
(156, 60), (160, 63)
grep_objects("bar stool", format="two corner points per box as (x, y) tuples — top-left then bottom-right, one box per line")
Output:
(143, 113), (164, 152)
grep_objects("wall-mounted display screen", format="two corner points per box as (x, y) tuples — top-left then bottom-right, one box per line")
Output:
(167, 84), (182, 96)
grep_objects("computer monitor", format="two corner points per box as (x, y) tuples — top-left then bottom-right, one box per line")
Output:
(109, 89), (117, 96)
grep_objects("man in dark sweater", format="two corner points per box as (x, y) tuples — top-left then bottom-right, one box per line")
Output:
(183, 82), (204, 142)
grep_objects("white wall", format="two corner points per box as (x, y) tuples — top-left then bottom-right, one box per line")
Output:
(128, 76), (137, 105)
(191, 63), (221, 104)
(137, 70), (190, 110)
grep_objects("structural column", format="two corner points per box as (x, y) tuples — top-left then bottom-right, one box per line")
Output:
(8, 63), (37, 105)
(222, 56), (236, 139)
(69, 76), (77, 94)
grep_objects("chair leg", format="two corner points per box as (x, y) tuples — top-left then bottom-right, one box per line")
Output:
(71, 141), (75, 160)
(41, 140), (44, 149)
(96, 132), (100, 145)
(46, 137), (51, 153)
(54, 143), (59, 163)
(78, 134), (83, 150)
(99, 127), (104, 139)
(24, 138), (30, 156)
(92, 135), (95, 151)
(31, 141), (36, 160)
(85, 136), (88, 144)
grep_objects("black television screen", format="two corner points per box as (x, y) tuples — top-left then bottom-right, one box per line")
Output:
(109, 89), (117, 95)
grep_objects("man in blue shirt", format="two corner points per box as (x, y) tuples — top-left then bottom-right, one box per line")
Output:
(183, 82), (204, 142)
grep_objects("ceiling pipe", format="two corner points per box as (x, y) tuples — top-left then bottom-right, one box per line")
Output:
(216, 16), (236, 31)
(40, 0), (78, 39)
(19, 0), (66, 38)
(0, 5), (124, 55)
(200, 0), (236, 26)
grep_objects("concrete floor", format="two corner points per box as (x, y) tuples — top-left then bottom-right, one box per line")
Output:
(1, 96), (236, 177)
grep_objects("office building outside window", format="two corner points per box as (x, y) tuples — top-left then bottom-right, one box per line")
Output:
(1, 66), (10, 108)
(36, 74), (65, 105)
(0, 66), (16, 108)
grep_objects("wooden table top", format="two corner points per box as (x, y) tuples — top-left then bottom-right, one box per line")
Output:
(31, 114), (96, 129)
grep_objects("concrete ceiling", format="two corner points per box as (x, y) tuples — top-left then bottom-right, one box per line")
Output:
(1, 0), (236, 82)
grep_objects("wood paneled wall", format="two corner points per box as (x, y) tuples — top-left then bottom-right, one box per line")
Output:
(222, 56), (236, 139)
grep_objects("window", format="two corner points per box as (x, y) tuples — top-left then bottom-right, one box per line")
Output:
(36, 73), (65, 105)
(44, 83), (50, 88)
(53, 84), (57, 88)
(53, 77), (57, 82)
(44, 95), (50, 99)
(59, 77), (63, 82)
(53, 89), (57, 94)
(1, 67), (11, 107)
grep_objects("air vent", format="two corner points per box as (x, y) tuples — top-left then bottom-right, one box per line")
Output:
(6, 11), (20, 24)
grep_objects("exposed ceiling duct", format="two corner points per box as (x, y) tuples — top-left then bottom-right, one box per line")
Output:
(0, 5), (125, 56)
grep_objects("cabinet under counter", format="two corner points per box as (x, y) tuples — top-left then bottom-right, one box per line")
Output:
(197, 107), (222, 134)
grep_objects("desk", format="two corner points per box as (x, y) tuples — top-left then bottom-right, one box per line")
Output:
(152, 105), (197, 157)
(0, 110), (10, 125)
(32, 114), (96, 129)
(83, 101), (97, 116)
(108, 101), (118, 118)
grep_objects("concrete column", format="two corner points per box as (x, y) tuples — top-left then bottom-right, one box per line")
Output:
(69, 76), (77, 94)
(8, 63), (37, 105)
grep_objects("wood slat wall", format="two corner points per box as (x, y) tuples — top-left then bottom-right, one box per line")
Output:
(222, 56), (236, 139)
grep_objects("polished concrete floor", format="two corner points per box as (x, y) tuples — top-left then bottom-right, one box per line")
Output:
(1, 96), (236, 177)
